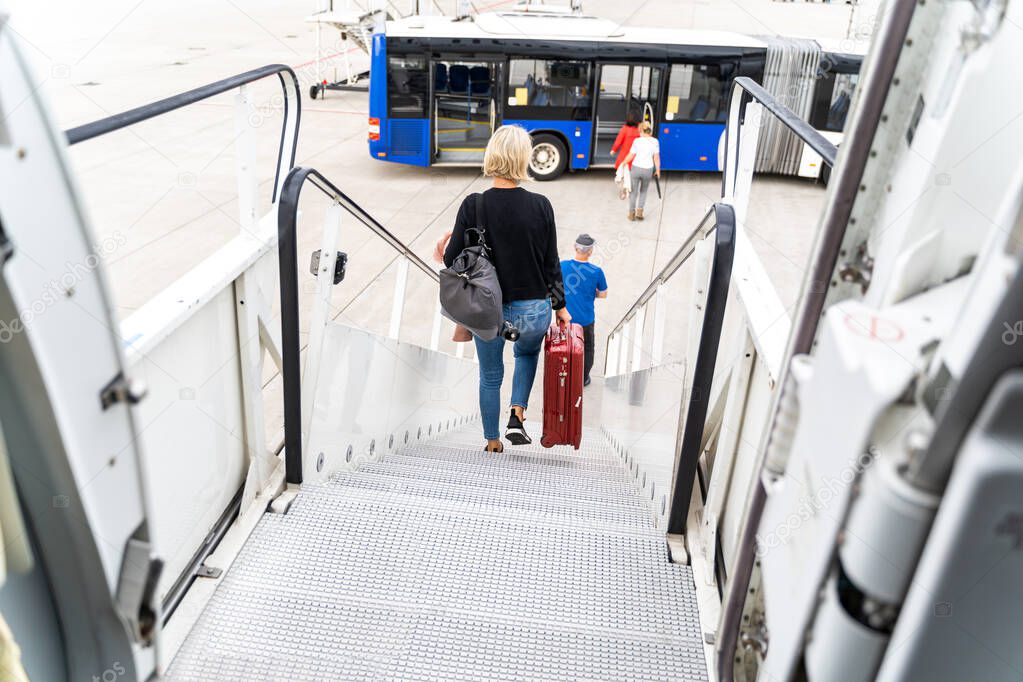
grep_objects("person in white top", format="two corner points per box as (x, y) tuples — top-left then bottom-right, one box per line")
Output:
(623, 121), (661, 221)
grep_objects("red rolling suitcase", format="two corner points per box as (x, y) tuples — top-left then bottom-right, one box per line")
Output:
(540, 321), (584, 449)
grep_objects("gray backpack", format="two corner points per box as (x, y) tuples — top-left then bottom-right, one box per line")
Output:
(439, 193), (503, 341)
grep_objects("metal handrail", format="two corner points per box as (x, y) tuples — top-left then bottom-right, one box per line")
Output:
(276, 165), (439, 485)
(305, 171), (440, 282)
(608, 75), (840, 357)
(666, 203), (735, 534)
(721, 76), (838, 202)
(65, 64), (301, 204)
(601, 202), (735, 537)
(604, 207), (715, 344)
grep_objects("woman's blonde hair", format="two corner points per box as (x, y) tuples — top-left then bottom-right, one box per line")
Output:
(483, 125), (532, 182)
(638, 121), (652, 135)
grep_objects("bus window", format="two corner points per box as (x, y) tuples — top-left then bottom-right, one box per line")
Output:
(810, 71), (859, 132)
(506, 59), (592, 120)
(665, 63), (731, 123)
(387, 55), (430, 118)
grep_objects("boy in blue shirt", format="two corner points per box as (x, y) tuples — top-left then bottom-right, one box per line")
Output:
(560, 234), (608, 386)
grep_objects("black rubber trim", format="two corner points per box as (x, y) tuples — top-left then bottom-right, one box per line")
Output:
(277, 166), (440, 484)
(65, 64), (301, 204)
(667, 203), (736, 535)
(0, 216), (11, 265)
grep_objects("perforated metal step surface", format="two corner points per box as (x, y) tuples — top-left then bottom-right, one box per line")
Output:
(167, 426), (707, 681)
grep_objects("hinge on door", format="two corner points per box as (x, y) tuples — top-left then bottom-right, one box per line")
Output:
(100, 372), (148, 410)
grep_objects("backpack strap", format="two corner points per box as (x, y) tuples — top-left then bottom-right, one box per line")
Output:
(465, 192), (490, 253)
(475, 192), (485, 231)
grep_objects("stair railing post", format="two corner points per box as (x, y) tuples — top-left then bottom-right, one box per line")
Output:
(234, 84), (259, 237)
(431, 300), (443, 351)
(302, 202), (344, 473)
(631, 306), (646, 372)
(388, 258), (410, 340)
(651, 281), (666, 366)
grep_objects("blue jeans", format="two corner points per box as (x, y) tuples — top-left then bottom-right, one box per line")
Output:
(473, 298), (552, 440)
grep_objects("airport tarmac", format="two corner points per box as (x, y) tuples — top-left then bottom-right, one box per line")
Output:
(8, 0), (867, 434)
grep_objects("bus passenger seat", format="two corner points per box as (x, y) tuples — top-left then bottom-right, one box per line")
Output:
(524, 74), (536, 101)
(690, 97), (711, 121)
(469, 66), (491, 96)
(434, 64), (448, 93)
(827, 91), (851, 129)
(449, 65), (470, 94)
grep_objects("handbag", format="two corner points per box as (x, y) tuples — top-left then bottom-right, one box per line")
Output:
(439, 193), (504, 341)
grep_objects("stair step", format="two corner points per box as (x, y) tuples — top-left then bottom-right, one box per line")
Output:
(394, 441), (626, 475)
(219, 495), (698, 640)
(326, 471), (655, 532)
(359, 458), (640, 506)
(166, 429), (707, 681)
(348, 460), (650, 513)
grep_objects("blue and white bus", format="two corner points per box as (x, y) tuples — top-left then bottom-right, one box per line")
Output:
(367, 12), (862, 180)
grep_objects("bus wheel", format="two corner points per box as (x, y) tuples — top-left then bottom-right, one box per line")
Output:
(529, 134), (567, 181)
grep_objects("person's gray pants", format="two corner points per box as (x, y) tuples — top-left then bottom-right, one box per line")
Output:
(629, 166), (654, 211)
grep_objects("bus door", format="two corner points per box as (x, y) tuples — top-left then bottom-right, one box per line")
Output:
(592, 63), (664, 166)
(431, 58), (502, 164)
(659, 60), (738, 171)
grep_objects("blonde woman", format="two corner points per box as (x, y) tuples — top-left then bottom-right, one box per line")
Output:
(623, 121), (661, 220)
(443, 125), (571, 453)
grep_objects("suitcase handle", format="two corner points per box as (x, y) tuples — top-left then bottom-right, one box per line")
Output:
(552, 319), (570, 344)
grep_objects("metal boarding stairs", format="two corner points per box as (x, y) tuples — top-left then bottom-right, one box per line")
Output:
(0, 24), (838, 677)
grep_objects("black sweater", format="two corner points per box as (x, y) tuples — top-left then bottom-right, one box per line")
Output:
(444, 187), (565, 310)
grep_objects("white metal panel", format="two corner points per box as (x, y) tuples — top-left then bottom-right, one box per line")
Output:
(304, 323), (478, 482)
(600, 362), (687, 529)
(126, 285), (248, 603)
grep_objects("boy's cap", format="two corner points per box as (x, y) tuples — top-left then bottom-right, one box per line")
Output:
(575, 233), (595, 247)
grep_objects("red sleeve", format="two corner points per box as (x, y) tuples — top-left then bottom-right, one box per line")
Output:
(611, 126), (625, 153)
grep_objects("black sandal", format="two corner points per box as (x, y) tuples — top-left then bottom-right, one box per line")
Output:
(484, 442), (504, 453)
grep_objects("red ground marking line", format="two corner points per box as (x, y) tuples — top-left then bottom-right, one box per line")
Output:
(193, 102), (365, 115)
(477, 0), (521, 10)
(292, 45), (363, 71)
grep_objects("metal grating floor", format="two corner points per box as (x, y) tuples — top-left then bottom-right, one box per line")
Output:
(167, 426), (707, 681)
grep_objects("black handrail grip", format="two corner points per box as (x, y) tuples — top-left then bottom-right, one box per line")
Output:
(667, 203), (736, 536)
(277, 167), (313, 485)
(65, 64), (301, 203)
(276, 166), (441, 484)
